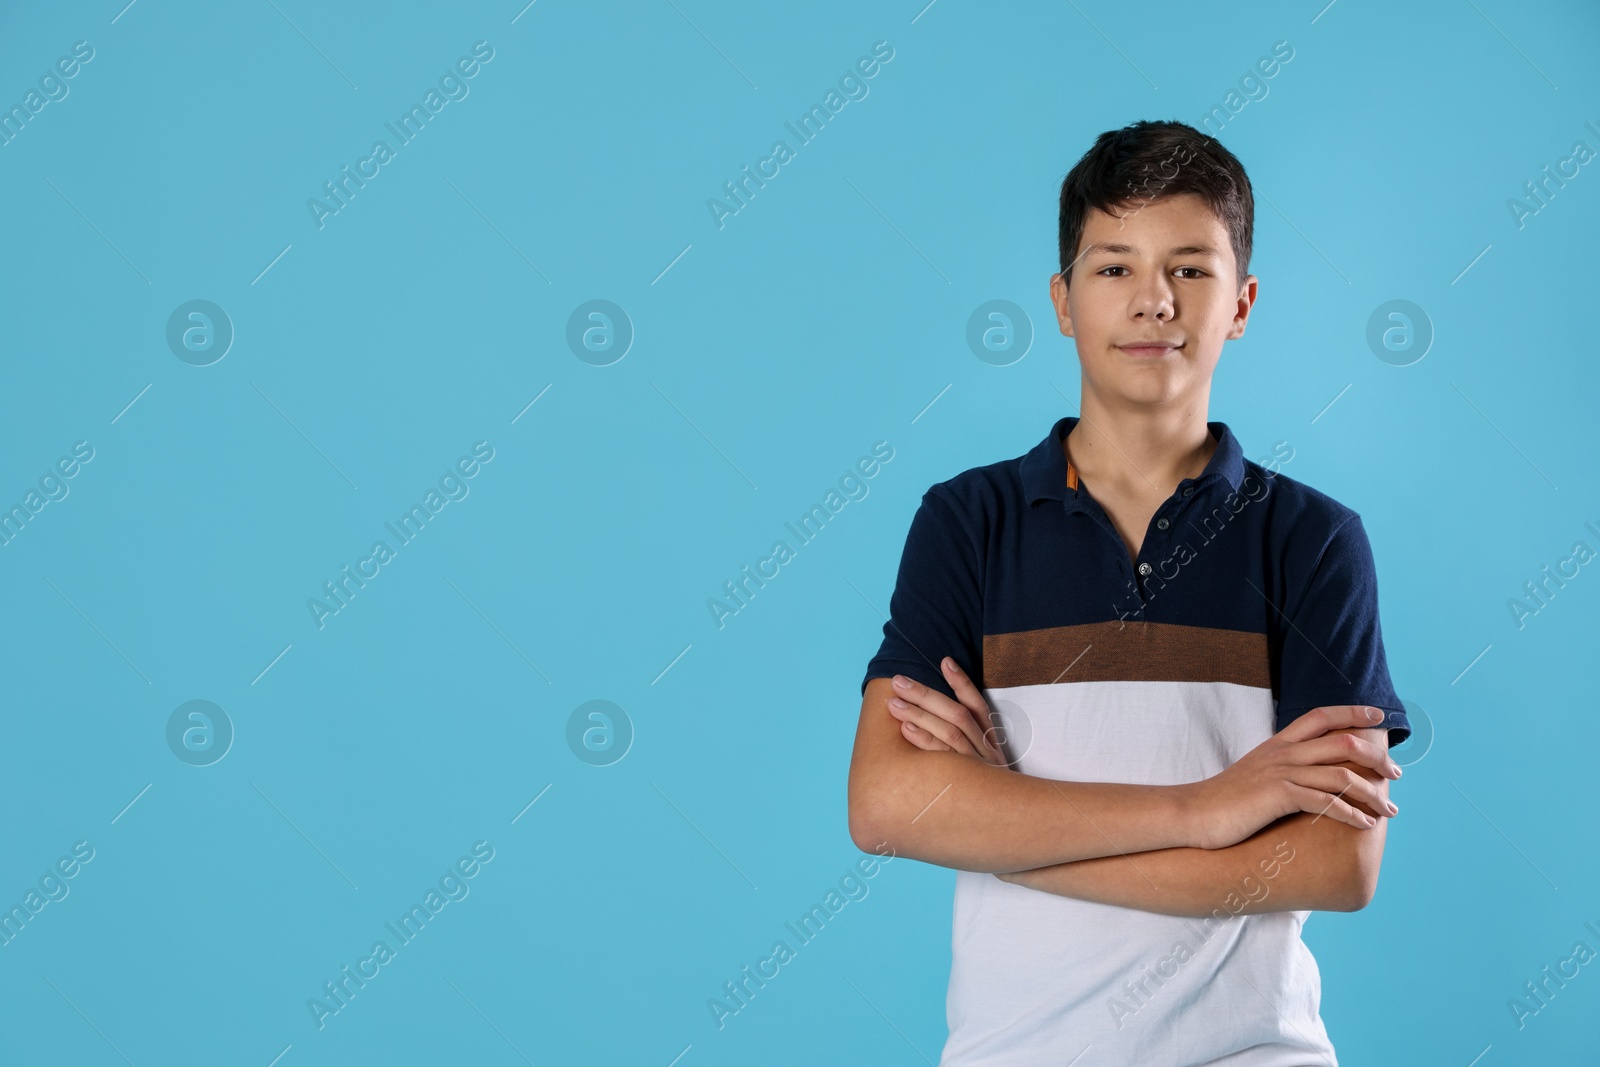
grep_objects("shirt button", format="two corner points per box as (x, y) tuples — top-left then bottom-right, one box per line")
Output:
(1182, 486), (1195, 498)
(1156, 517), (1170, 530)
(1137, 562), (1152, 576)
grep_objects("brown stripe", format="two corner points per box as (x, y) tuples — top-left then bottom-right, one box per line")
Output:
(982, 620), (1270, 689)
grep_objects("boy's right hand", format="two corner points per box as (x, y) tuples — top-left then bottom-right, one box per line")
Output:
(1185, 706), (1402, 850)
(884, 659), (1010, 768)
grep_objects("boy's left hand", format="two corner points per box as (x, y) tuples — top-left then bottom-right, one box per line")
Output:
(887, 658), (1010, 768)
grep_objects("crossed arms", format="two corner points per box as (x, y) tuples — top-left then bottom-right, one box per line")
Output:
(846, 659), (1402, 917)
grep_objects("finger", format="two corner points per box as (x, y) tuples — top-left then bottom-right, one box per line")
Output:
(1276, 705), (1387, 744)
(1290, 765), (1398, 821)
(891, 674), (1000, 763)
(1290, 732), (1401, 780)
(1284, 781), (1382, 831)
(900, 719), (955, 752)
(887, 695), (982, 756)
(890, 693), (990, 759)
(940, 658), (1007, 766)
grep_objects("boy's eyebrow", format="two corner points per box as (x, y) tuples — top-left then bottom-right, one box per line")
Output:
(1081, 241), (1225, 259)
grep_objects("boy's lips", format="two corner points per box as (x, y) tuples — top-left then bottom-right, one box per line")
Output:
(1117, 341), (1182, 357)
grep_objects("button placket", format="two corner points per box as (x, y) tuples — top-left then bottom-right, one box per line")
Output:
(1134, 494), (1179, 598)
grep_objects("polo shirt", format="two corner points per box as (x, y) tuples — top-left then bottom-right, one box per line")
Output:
(861, 414), (1409, 1067)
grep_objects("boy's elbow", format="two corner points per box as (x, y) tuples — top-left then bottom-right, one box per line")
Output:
(1331, 873), (1376, 912)
(1329, 838), (1385, 911)
(848, 803), (883, 854)
(1346, 859), (1384, 911)
(850, 799), (914, 859)
(847, 774), (896, 855)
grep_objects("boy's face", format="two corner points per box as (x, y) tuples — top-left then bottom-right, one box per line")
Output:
(1049, 193), (1257, 410)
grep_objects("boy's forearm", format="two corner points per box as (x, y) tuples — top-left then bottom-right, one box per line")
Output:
(999, 810), (1382, 916)
(855, 749), (1200, 872)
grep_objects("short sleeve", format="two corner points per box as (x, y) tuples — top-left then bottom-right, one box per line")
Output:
(1274, 513), (1411, 747)
(860, 487), (984, 702)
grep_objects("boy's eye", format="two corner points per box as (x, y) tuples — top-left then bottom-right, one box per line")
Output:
(1096, 266), (1208, 278)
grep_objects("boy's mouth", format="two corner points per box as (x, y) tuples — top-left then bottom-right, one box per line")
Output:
(1117, 340), (1182, 357)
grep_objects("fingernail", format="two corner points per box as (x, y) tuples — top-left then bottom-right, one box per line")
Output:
(1367, 708), (1382, 721)
(1391, 764), (1402, 779)
(1387, 801), (1399, 815)
(893, 676), (910, 689)
(889, 697), (908, 709)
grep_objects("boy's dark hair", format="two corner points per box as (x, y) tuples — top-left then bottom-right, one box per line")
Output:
(1057, 120), (1254, 290)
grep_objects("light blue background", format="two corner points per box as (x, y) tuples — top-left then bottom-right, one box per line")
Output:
(2, 1), (1597, 1064)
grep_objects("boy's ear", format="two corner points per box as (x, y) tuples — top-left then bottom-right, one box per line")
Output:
(1049, 272), (1074, 337)
(1227, 274), (1259, 339)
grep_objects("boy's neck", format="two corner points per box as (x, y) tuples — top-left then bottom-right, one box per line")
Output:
(1063, 395), (1217, 499)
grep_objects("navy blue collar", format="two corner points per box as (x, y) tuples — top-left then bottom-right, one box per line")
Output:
(1020, 415), (1247, 507)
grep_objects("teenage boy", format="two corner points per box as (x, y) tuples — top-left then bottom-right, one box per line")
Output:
(848, 120), (1410, 1066)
